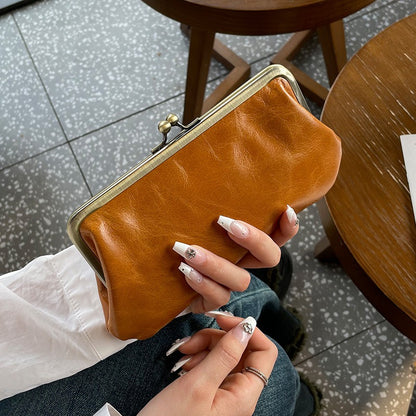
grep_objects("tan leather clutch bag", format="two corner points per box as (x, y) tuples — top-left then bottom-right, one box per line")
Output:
(67, 65), (341, 340)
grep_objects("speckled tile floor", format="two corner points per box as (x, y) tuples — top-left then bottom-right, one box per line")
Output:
(1, 0), (416, 414)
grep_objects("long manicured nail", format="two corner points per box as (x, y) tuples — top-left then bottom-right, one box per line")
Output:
(205, 310), (234, 318)
(173, 242), (205, 263)
(286, 205), (299, 227)
(178, 262), (203, 284)
(166, 336), (192, 356)
(231, 316), (256, 344)
(217, 215), (249, 238)
(171, 356), (192, 373)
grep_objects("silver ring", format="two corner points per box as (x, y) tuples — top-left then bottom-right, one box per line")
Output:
(242, 366), (269, 387)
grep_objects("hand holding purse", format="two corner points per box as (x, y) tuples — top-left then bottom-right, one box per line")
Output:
(67, 65), (342, 340)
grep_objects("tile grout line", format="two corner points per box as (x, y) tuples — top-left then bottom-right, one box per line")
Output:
(65, 69), (237, 145)
(8, 1), (391, 172)
(11, 13), (93, 196)
(0, 142), (68, 174)
(294, 318), (387, 366)
(0, 72), (221, 171)
(11, 13), (68, 142)
(67, 90), (188, 144)
(5, 0), (399, 161)
(67, 142), (94, 197)
(3, 18), (290, 163)
(4, 0), (393, 176)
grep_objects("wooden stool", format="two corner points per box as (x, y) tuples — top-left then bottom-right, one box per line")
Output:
(142, 0), (374, 123)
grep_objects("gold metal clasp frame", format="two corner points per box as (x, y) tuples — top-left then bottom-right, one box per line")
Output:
(152, 113), (198, 154)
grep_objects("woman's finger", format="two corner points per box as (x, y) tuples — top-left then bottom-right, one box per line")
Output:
(176, 328), (225, 356)
(213, 315), (277, 353)
(177, 263), (232, 313)
(173, 243), (251, 292)
(170, 350), (210, 374)
(170, 316), (276, 359)
(270, 205), (299, 247)
(188, 315), (277, 390)
(213, 315), (278, 394)
(217, 216), (282, 269)
(236, 206), (299, 268)
(167, 316), (278, 413)
(190, 317), (258, 389)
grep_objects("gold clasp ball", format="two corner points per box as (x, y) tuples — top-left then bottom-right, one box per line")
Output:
(158, 120), (171, 135)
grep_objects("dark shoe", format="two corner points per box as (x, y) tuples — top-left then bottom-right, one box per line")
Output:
(294, 373), (323, 416)
(275, 306), (307, 361)
(249, 247), (306, 361)
(247, 245), (293, 301)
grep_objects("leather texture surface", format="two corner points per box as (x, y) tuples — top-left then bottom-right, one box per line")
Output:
(80, 77), (342, 340)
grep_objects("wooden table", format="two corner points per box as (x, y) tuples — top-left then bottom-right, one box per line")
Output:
(318, 13), (416, 342)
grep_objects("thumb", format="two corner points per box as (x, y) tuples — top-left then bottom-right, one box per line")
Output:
(192, 317), (257, 389)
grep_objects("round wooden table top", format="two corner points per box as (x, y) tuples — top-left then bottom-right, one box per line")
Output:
(142, 0), (374, 35)
(321, 13), (416, 334)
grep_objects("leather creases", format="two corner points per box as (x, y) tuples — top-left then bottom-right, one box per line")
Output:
(77, 73), (342, 340)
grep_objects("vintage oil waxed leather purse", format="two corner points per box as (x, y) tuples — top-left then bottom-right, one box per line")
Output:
(67, 65), (342, 340)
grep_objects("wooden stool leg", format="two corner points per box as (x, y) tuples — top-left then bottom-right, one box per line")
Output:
(317, 20), (347, 85)
(202, 39), (250, 114)
(183, 27), (215, 124)
(270, 31), (328, 105)
(271, 20), (348, 104)
(314, 235), (338, 262)
(181, 24), (250, 122)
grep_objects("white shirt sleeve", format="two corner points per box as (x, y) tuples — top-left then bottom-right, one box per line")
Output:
(94, 403), (123, 416)
(0, 246), (134, 401)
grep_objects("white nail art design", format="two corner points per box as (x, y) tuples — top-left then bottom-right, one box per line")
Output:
(217, 215), (249, 238)
(166, 336), (191, 356)
(241, 317), (256, 335)
(173, 242), (197, 260)
(232, 316), (257, 344)
(178, 262), (203, 283)
(286, 205), (298, 226)
(205, 310), (234, 318)
(217, 215), (234, 232)
(171, 356), (192, 373)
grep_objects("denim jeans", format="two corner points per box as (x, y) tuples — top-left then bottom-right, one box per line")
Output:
(0, 275), (303, 416)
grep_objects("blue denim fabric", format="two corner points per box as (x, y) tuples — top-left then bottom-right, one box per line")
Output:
(0, 275), (301, 416)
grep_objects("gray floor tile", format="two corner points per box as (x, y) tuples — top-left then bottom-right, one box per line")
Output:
(296, 321), (416, 415)
(0, 144), (91, 273)
(217, 33), (292, 66)
(1, 0), (415, 411)
(345, 0), (403, 22)
(344, 0), (416, 58)
(71, 95), (184, 195)
(0, 14), (65, 169)
(284, 204), (385, 363)
(289, 1), (416, 94)
(13, 0), (224, 140)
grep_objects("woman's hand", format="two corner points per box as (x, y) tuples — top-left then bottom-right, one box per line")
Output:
(173, 206), (299, 313)
(137, 315), (278, 416)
